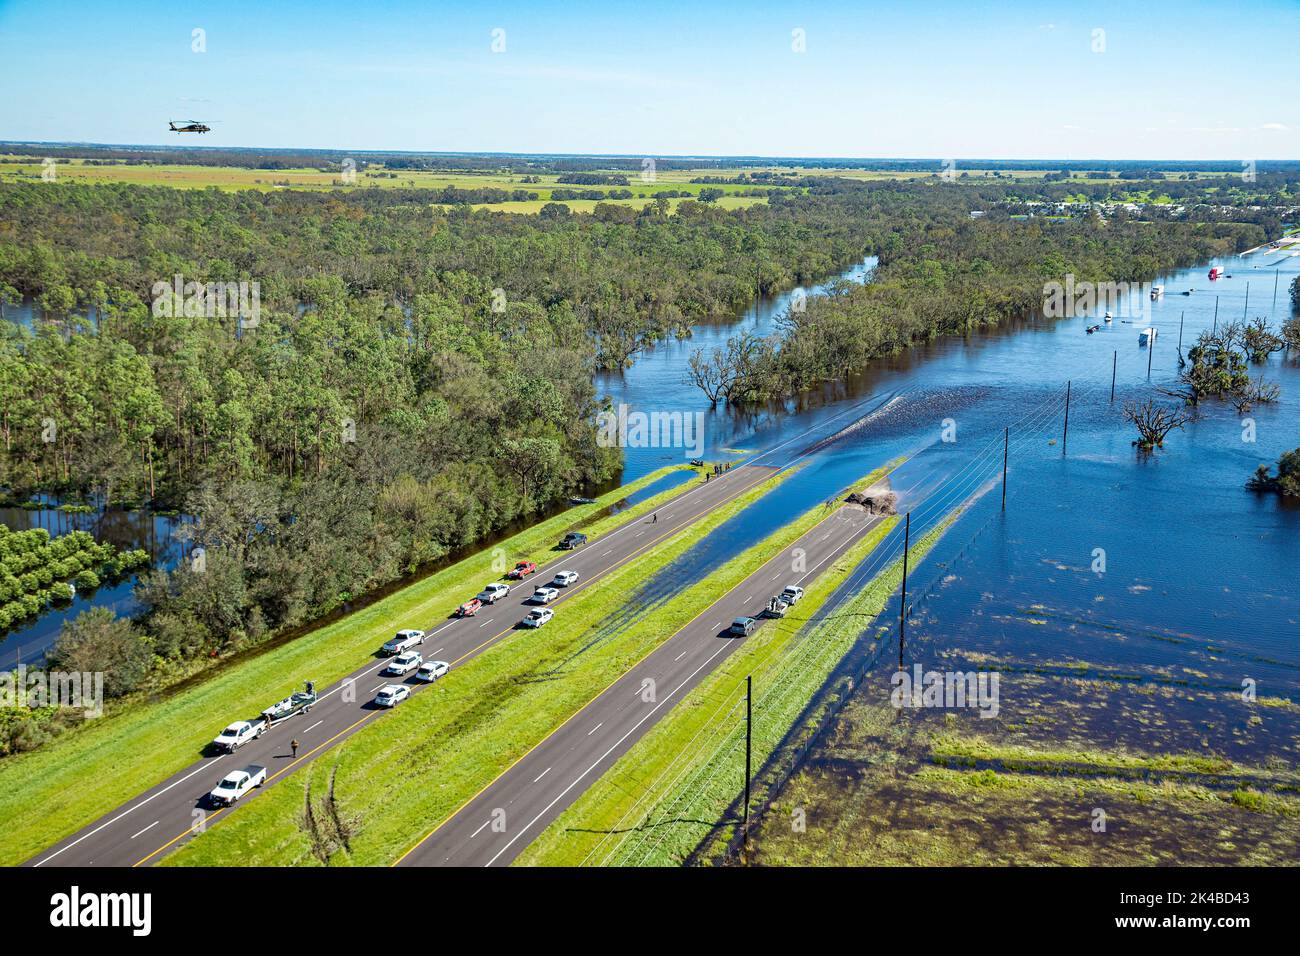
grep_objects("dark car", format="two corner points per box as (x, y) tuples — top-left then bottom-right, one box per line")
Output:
(559, 532), (587, 550)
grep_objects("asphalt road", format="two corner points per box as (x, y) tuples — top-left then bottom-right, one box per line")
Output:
(395, 502), (881, 867)
(28, 464), (778, 868)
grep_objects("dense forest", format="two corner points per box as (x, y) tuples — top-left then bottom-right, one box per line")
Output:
(687, 209), (1268, 403)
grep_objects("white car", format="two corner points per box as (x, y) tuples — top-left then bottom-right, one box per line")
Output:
(531, 586), (559, 604)
(385, 651), (422, 676)
(521, 607), (554, 629)
(551, 570), (579, 587)
(209, 765), (266, 806)
(781, 585), (805, 605)
(212, 719), (265, 753)
(374, 684), (410, 708)
(382, 629), (424, 656)
(416, 660), (450, 682)
(477, 582), (511, 604)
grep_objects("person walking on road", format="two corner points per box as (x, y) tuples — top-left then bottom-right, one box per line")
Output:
(652, 512), (658, 524)
(290, 738), (299, 759)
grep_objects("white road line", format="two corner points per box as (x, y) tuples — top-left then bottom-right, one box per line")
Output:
(303, 720), (324, 734)
(34, 756), (224, 866)
(129, 821), (160, 840)
(711, 622), (721, 631)
(602, 549), (613, 556)
(484, 636), (736, 866)
(471, 818), (492, 839)
(674, 651), (687, 662)
(587, 723), (603, 736)
(533, 767), (552, 784)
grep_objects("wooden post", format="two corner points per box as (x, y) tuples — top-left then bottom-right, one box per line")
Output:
(898, 512), (910, 671)
(1062, 380), (1071, 455)
(742, 674), (752, 836)
(1110, 350), (1117, 402)
(1001, 427), (1008, 510)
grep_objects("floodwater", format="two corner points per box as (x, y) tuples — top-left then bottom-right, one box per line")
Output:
(596, 245), (1300, 723)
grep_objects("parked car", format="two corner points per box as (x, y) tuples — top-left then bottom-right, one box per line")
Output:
(729, 616), (758, 637)
(551, 570), (579, 587)
(382, 629), (424, 655)
(531, 585), (559, 604)
(780, 585), (805, 605)
(521, 607), (554, 629)
(415, 660), (450, 682)
(507, 560), (537, 580)
(559, 532), (587, 550)
(209, 765), (267, 807)
(212, 719), (266, 753)
(385, 651), (422, 676)
(477, 582), (511, 604)
(457, 598), (482, 617)
(374, 684), (411, 708)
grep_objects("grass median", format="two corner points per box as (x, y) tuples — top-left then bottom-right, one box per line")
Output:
(522, 493), (963, 867)
(0, 464), (697, 865)
(163, 464), (804, 865)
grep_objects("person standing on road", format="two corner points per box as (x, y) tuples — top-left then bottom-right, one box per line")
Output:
(291, 738), (299, 758)
(652, 512), (658, 523)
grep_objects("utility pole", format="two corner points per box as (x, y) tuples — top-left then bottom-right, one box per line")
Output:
(1243, 282), (1250, 320)
(742, 674), (752, 840)
(1177, 311), (1185, 352)
(1001, 427), (1008, 510)
(1062, 380), (1071, 455)
(898, 512), (910, 671)
(1274, 268), (1280, 311)
(1110, 350), (1117, 402)
(1147, 329), (1154, 379)
(1213, 296), (1219, 336)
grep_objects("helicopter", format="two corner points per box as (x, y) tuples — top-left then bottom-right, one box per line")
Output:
(168, 120), (211, 134)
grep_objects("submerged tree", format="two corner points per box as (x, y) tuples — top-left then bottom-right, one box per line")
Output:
(1124, 398), (1192, 450)
(1247, 447), (1300, 498)
(1241, 317), (1285, 363)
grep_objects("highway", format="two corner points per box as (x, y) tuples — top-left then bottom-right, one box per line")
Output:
(395, 501), (883, 867)
(27, 463), (779, 867)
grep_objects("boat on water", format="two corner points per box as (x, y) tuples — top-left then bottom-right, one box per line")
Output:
(1150, 285), (1164, 299)
(1139, 327), (1158, 346)
(1209, 267), (1224, 280)
(1103, 312), (1113, 323)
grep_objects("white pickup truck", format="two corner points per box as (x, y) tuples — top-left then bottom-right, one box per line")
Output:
(212, 719), (267, 753)
(209, 764), (267, 806)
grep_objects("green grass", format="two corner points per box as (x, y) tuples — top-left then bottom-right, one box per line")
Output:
(0, 464), (696, 866)
(522, 498), (961, 867)
(163, 464), (803, 865)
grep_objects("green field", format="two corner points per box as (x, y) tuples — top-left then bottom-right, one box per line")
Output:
(163, 464), (802, 865)
(0, 464), (697, 866)
(0, 158), (780, 214)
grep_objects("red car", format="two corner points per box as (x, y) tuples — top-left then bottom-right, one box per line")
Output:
(507, 561), (537, 580)
(457, 598), (482, 617)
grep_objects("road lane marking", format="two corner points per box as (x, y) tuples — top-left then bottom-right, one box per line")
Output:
(129, 821), (160, 840)
(587, 723), (602, 736)
(471, 818), (492, 838)
(533, 767), (552, 784)
(35, 756), (223, 866)
(303, 720), (323, 734)
(674, 651), (687, 662)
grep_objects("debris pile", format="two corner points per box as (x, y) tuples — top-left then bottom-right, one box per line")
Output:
(846, 486), (897, 516)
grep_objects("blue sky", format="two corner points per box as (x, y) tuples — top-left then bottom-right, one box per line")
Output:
(1, 0), (1296, 159)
